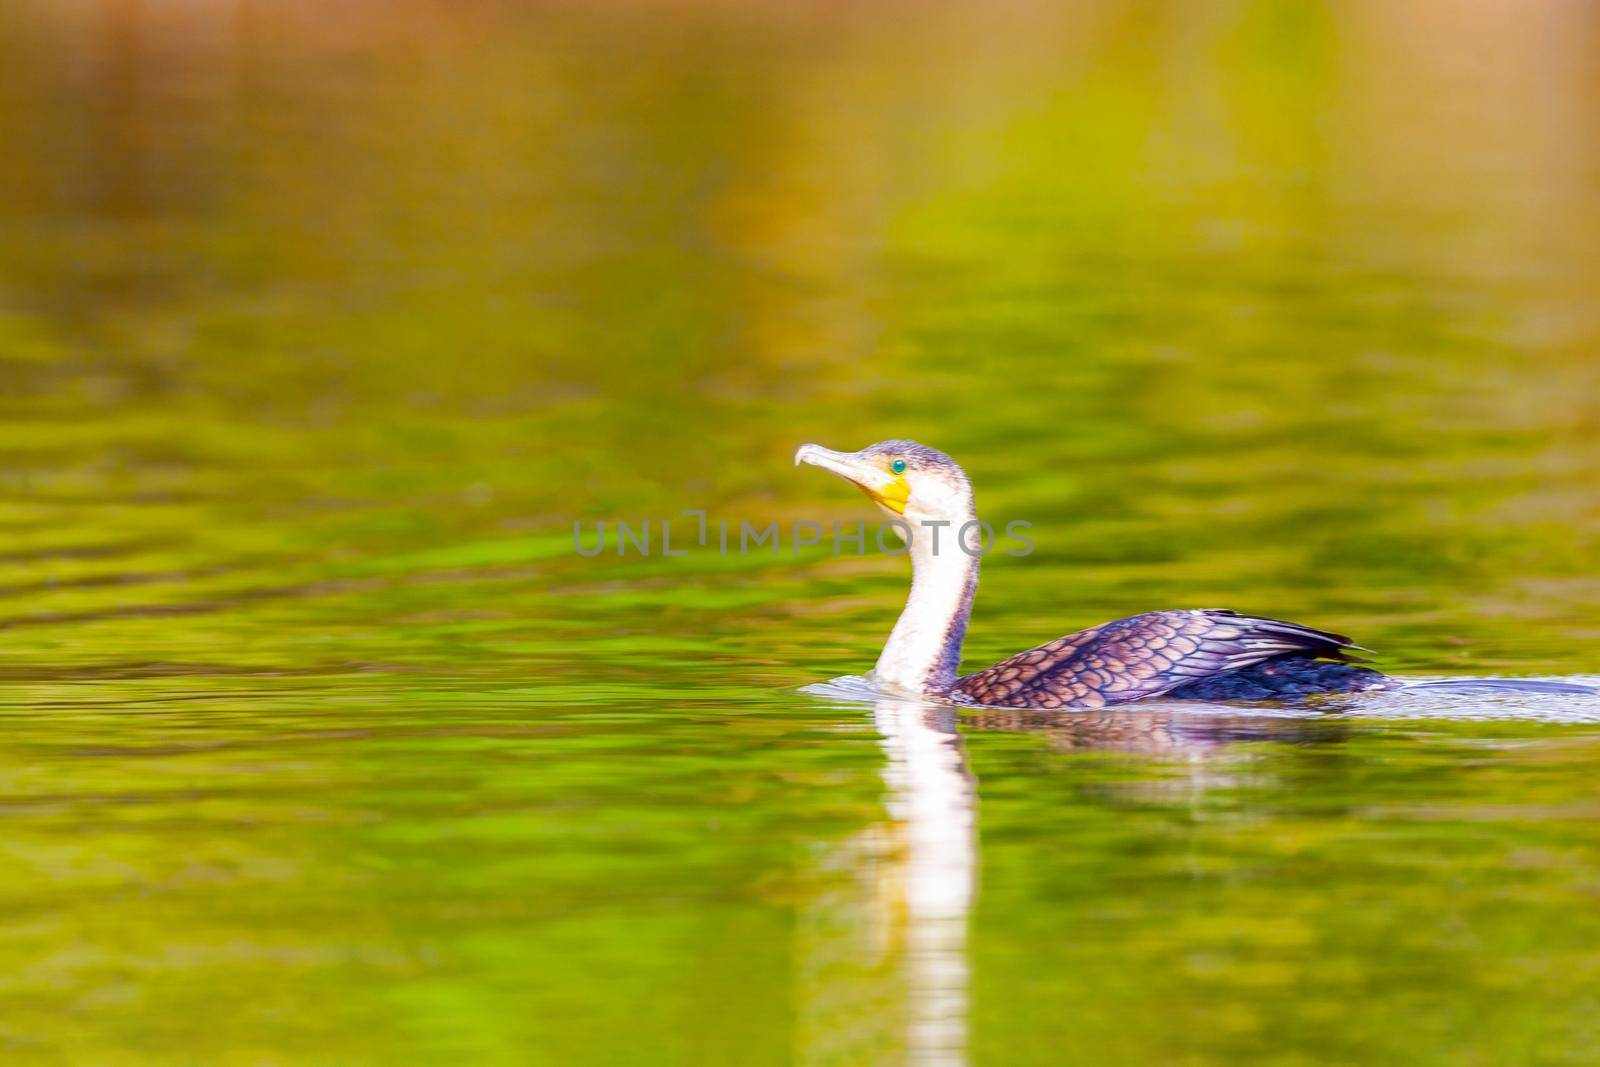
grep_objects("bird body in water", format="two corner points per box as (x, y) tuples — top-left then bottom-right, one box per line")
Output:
(795, 439), (1393, 710)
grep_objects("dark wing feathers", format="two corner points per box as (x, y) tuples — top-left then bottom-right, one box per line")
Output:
(952, 609), (1365, 710)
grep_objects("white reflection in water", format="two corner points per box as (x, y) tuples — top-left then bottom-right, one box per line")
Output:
(794, 679), (978, 1066)
(873, 696), (976, 1067)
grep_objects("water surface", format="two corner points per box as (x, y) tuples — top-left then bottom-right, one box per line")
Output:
(1, 1), (1598, 1063)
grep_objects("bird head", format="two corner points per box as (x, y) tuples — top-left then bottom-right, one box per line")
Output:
(794, 439), (974, 526)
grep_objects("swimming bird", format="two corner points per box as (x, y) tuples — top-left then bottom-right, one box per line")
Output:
(795, 439), (1392, 709)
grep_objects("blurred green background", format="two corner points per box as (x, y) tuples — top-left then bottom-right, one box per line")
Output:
(0, 1), (1597, 1064)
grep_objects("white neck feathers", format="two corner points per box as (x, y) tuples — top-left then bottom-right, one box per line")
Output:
(872, 522), (980, 697)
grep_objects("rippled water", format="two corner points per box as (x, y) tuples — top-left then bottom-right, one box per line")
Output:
(2, 1), (1598, 1063)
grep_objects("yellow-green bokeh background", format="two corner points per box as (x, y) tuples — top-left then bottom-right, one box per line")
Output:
(0, 1), (1597, 1064)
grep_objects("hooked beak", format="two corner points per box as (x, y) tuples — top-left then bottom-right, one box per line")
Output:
(794, 443), (909, 515)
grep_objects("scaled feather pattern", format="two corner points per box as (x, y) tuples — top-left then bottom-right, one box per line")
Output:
(952, 609), (1390, 709)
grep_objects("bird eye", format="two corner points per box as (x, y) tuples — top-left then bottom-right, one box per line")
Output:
(890, 458), (907, 475)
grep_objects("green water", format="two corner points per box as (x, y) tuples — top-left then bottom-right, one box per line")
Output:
(2, 1), (1599, 1063)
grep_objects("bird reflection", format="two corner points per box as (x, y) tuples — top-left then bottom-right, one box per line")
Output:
(798, 679), (1351, 1065)
(873, 696), (976, 1067)
(961, 703), (1352, 753)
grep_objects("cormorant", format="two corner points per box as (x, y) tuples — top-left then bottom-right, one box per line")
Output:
(796, 439), (1391, 709)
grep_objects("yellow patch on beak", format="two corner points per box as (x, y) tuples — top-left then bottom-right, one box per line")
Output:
(794, 444), (910, 516)
(862, 474), (910, 515)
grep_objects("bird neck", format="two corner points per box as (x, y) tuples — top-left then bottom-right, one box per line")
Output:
(874, 521), (979, 698)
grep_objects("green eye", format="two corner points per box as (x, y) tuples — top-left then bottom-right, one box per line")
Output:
(890, 458), (907, 475)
